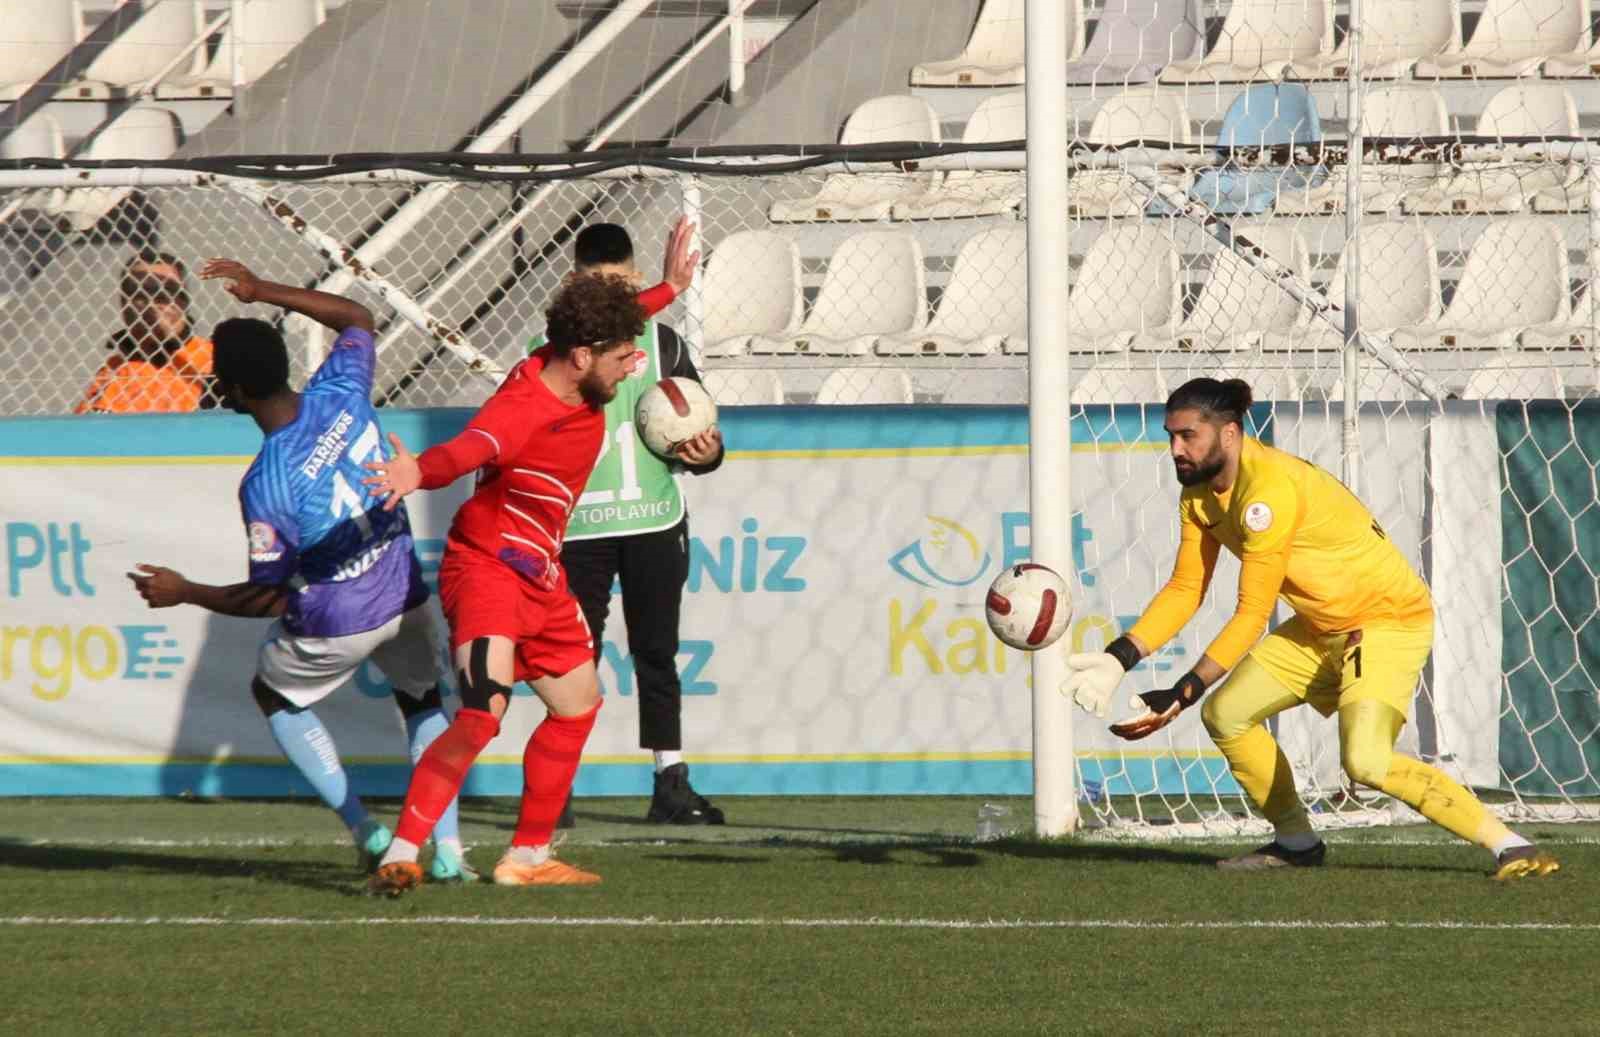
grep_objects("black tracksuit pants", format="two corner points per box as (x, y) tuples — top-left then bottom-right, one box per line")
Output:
(561, 517), (690, 751)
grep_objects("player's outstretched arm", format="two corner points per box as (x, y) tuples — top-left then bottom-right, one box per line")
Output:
(128, 564), (286, 618)
(200, 258), (374, 333)
(363, 433), (425, 511)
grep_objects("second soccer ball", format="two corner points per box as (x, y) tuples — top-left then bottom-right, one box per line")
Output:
(985, 563), (1071, 651)
(634, 376), (718, 459)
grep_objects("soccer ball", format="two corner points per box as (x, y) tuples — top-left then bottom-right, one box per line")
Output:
(985, 563), (1071, 651)
(634, 376), (718, 459)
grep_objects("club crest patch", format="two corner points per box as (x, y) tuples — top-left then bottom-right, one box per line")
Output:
(627, 349), (648, 375)
(248, 521), (282, 562)
(1244, 502), (1273, 533)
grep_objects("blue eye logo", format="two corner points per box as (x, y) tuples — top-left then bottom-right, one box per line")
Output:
(888, 516), (992, 588)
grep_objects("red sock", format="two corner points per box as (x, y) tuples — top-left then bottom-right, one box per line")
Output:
(511, 701), (601, 848)
(394, 708), (500, 845)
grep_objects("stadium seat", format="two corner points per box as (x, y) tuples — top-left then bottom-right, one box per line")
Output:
(749, 231), (926, 356)
(878, 228), (1024, 356)
(893, 92), (1025, 220)
(1392, 218), (1569, 352)
(1182, 83), (1324, 217)
(80, 0), (204, 95)
(0, 2), (81, 101)
(1289, 0), (1461, 79)
(1404, 84), (1579, 215)
(768, 95), (941, 222)
(1158, 0), (1333, 83)
(700, 231), (804, 358)
(1068, 86), (1192, 218)
(1459, 353), (1599, 399)
(1062, 0), (1205, 85)
(0, 112), (65, 161)
(910, 0), (1084, 86)
(1262, 219), (1441, 353)
(1150, 221), (1310, 352)
(1520, 274), (1595, 351)
(50, 105), (184, 231)
(1056, 224), (1181, 355)
(1544, 15), (1600, 76)
(700, 368), (786, 406)
(1275, 86), (1451, 215)
(814, 368), (915, 405)
(1415, 0), (1584, 78)
(160, 0), (324, 97)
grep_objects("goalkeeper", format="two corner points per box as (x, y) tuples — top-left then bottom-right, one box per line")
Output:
(1063, 377), (1558, 881)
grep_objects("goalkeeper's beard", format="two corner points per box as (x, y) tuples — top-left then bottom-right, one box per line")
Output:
(1174, 447), (1225, 487)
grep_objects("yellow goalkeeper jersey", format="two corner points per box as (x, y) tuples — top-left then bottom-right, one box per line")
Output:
(1128, 437), (1433, 671)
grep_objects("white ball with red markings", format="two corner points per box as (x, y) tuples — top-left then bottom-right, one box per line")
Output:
(985, 563), (1071, 651)
(634, 376), (718, 459)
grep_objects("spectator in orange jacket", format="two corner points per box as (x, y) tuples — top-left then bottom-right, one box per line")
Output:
(76, 250), (217, 414)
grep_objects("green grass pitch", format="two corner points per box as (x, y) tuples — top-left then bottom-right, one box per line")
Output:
(3, 796), (1595, 1035)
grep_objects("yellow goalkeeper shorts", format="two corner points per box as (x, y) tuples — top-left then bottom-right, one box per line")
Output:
(1243, 614), (1434, 719)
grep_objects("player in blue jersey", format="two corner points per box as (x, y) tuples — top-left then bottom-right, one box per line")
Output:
(128, 258), (474, 881)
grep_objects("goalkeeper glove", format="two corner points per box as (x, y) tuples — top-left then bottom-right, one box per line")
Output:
(1109, 671), (1208, 741)
(1061, 636), (1142, 718)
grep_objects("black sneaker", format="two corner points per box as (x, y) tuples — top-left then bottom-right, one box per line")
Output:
(557, 791), (575, 829)
(646, 763), (725, 825)
(1215, 839), (1327, 872)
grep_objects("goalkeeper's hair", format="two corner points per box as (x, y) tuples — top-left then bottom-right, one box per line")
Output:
(212, 318), (291, 399)
(543, 273), (646, 356)
(574, 223), (634, 269)
(1167, 377), (1253, 431)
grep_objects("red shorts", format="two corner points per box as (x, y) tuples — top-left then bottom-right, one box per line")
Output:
(439, 548), (595, 683)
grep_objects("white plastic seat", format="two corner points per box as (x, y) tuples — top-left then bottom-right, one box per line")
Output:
(1, 113), (64, 161)
(3, 113), (67, 215)
(879, 228), (1023, 356)
(81, 0), (204, 93)
(1459, 354), (1598, 399)
(1068, 86), (1192, 217)
(1416, 0), (1584, 78)
(1545, 11), (1600, 76)
(1063, 0), (1205, 84)
(814, 368), (915, 405)
(893, 92), (1025, 220)
(749, 232), (926, 356)
(159, 0), (324, 97)
(1159, 0), (1333, 84)
(700, 368), (785, 406)
(700, 231), (803, 358)
(1148, 222), (1310, 352)
(911, 0), (1084, 86)
(769, 96), (940, 222)
(1290, 0), (1461, 79)
(49, 105), (183, 231)
(0, 2), (80, 101)
(1520, 278), (1595, 351)
(1393, 218), (1569, 352)
(1404, 85), (1580, 215)
(1275, 87), (1450, 215)
(1264, 220), (1441, 352)
(1054, 224), (1181, 356)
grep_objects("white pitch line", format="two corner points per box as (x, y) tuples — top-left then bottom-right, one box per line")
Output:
(1, 916), (1595, 932)
(10, 834), (1600, 849)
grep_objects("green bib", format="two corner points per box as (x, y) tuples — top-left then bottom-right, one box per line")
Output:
(529, 321), (685, 540)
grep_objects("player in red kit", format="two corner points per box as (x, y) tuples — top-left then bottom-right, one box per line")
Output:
(362, 274), (646, 895)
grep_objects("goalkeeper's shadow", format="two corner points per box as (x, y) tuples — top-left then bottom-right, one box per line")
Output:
(981, 838), (1221, 868)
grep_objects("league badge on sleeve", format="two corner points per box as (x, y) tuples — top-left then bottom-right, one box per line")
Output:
(248, 521), (283, 562)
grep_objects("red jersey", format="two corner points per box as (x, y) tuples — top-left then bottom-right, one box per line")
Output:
(420, 349), (604, 591)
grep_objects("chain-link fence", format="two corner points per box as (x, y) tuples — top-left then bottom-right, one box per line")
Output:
(2, 130), (1598, 828)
